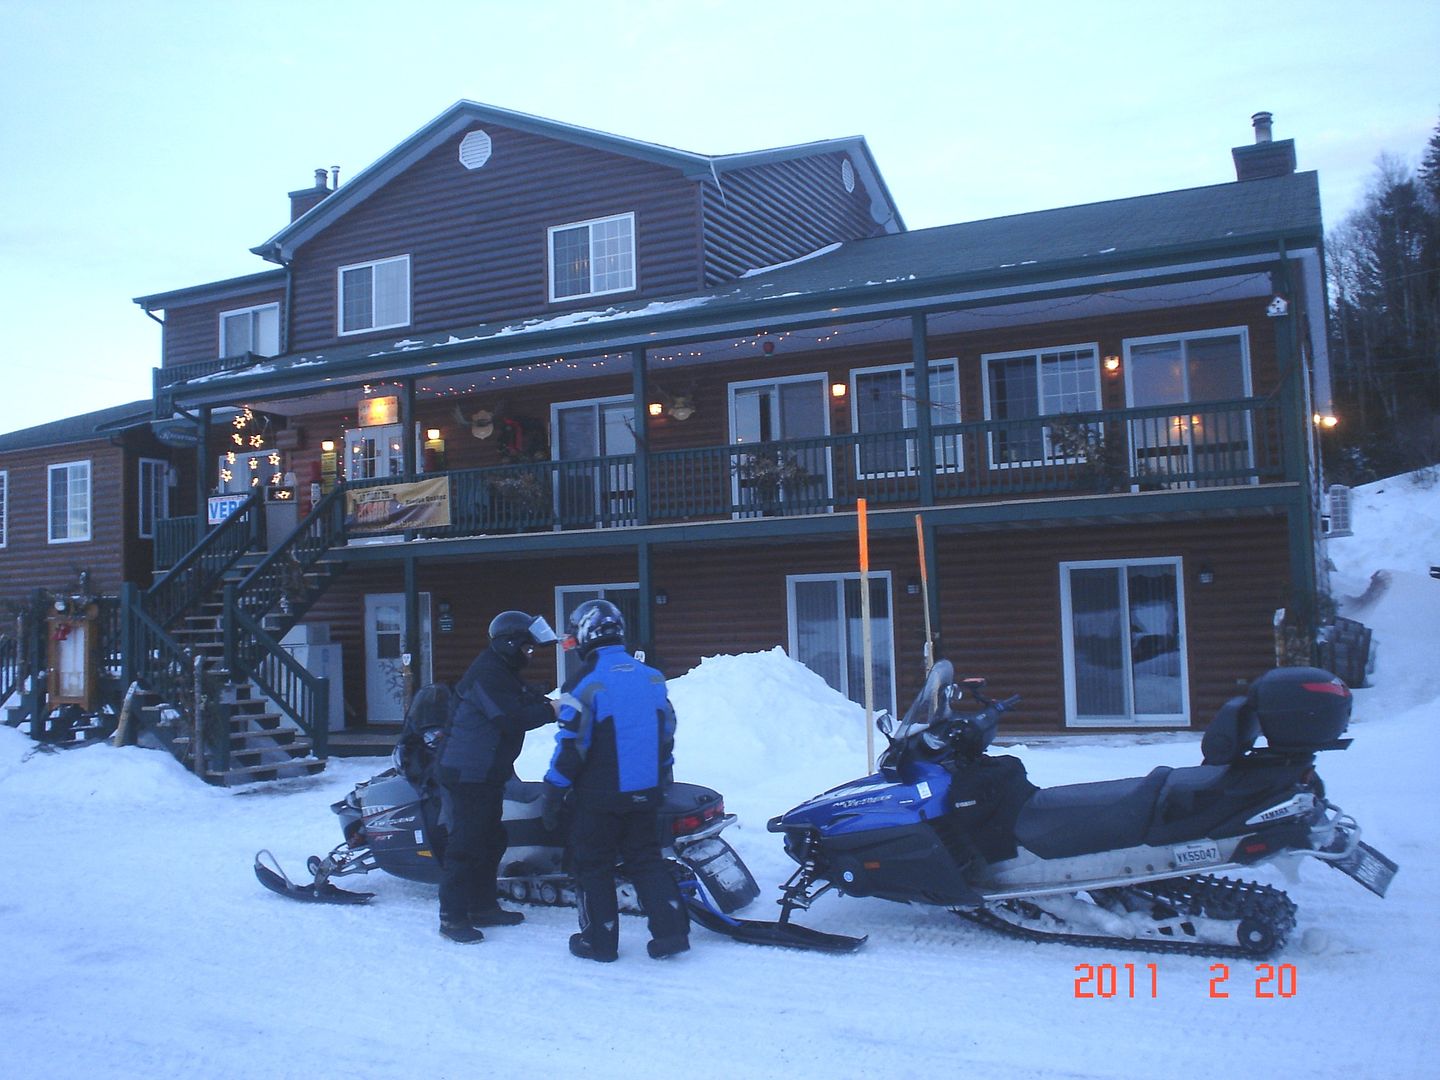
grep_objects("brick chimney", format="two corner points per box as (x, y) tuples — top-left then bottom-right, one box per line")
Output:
(288, 168), (334, 222)
(1232, 111), (1297, 181)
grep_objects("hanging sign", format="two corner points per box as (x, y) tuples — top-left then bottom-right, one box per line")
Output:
(345, 476), (452, 533)
(358, 396), (399, 426)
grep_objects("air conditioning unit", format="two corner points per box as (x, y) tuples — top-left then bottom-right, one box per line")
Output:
(1325, 484), (1353, 537)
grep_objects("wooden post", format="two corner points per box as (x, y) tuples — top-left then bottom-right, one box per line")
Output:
(915, 514), (934, 671)
(858, 498), (874, 772)
(191, 652), (206, 778)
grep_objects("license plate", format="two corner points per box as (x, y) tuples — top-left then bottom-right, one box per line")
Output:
(1172, 841), (1221, 868)
(1332, 841), (1399, 898)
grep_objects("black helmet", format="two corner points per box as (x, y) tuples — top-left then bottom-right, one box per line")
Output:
(566, 599), (626, 658)
(488, 610), (558, 668)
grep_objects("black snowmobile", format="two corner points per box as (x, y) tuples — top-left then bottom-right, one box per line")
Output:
(255, 683), (763, 918)
(765, 660), (1398, 957)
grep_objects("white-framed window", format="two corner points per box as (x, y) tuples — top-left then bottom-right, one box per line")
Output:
(982, 343), (1102, 467)
(218, 302), (280, 358)
(138, 458), (171, 539)
(850, 359), (962, 477)
(338, 255), (411, 335)
(342, 424), (424, 483)
(0, 469), (8, 548)
(551, 396), (637, 527)
(217, 449), (283, 493)
(555, 583), (640, 687)
(1059, 557), (1188, 728)
(48, 460), (91, 544)
(548, 212), (636, 302)
(787, 572), (896, 719)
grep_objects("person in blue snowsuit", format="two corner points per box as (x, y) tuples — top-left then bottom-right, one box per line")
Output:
(436, 610), (558, 943)
(541, 600), (690, 962)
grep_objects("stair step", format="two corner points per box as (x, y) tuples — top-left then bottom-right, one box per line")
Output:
(206, 757), (327, 787)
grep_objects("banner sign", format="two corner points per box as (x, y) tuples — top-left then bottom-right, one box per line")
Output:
(208, 494), (247, 525)
(345, 477), (452, 534)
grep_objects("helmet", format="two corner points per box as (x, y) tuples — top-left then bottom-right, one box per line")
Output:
(566, 599), (626, 659)
(487, 610), (558, 668)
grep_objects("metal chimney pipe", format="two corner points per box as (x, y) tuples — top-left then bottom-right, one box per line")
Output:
(313, 167), (328, 190)
(331, 165), (341, 189)
(1251, 112), (1274, 144)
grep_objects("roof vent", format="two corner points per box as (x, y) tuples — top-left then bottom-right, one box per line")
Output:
(841, 158), (856, 193)
(459, 130), (493, 170)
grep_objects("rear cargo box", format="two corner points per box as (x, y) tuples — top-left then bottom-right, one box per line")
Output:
(1249, 667), (1351, 749)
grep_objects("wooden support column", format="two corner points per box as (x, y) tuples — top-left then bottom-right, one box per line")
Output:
(1272, 250), (1319, 643)
(403, 555), (420, 710)
(636, 541), (653, 659)
(194, 406), (211, 526)
(631, 348), (650, 526)
(401, 378), (417, 481)
(911, 315), (936, 506)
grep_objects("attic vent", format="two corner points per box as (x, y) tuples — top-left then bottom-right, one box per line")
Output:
(459, 130), (493, 170)
(841, 158), (856, 193)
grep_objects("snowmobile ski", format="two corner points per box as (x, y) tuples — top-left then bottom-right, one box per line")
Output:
(254, 850), (374, 905)
(681, 881), (866, 953)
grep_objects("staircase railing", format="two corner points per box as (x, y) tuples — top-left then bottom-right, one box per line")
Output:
(0, 634), (18, 713)
(145, 486), (265, 629)
(226, 597), (330, 758)
(232, 486), (348, 630)
(120, 582), (195, 722)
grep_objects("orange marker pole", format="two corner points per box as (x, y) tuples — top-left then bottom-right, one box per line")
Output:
(916, 514), (933, 671)
(857, 499), (875, 771)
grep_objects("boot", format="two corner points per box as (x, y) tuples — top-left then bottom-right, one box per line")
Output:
(647, 935), (690, 960)
(569, 933), (617, 963)
(439, 921), (486, 944)
(470, 905), (526, 927)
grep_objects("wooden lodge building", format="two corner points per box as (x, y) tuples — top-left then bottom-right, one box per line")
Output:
(7, 102), (1336, 773)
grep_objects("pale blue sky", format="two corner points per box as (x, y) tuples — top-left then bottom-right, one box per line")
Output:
(0, 0), (1436, 433)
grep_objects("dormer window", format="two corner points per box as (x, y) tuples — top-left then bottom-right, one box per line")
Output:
(338, 255), (411, 335)
(548, 213), (635, 302)
(219, 303), (280, 358)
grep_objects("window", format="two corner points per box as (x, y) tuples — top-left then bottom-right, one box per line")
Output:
(787, 573), (896, 718)
(0, 470), (7, 547)
(338, 255), (411, 335)
(48, 460), (91, 543)
(218, 303), (280, 357)
(551, 397), (636, 527)
(983, 344), (1101, 466)
(342, 424), (422, 483)
(1059, 558), (1188, 727)
(138, 458), (170, 539)
(548, 213), (636, 302)
(555, 584), (640, 687)
(851, 360), (962, 476)
(729, 375), (832, 516)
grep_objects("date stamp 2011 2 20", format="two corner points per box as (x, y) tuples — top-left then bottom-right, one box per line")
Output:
(1073, 962), (1299, 999)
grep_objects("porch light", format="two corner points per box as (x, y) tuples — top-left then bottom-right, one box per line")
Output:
(1103, 355), (1121, 373)
(321, 440), (336, 452)
(1313, 413), (1339, 429)
(830, 382), (848, 399)
(648, 401), (664, 418)
(426, 428), (442, 441)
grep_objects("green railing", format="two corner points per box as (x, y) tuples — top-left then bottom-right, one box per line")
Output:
(0, 634), (18, 712)
(232, 486), (348, 629)
(144, 487), (265, 629)
(226, 599), (330, 758)
(154, 515), (200, 570)
(120, 582), (193, 709)
(152, 355), (263, 416)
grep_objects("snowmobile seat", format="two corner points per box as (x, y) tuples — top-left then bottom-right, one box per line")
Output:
(1014, 767), (1173, 859)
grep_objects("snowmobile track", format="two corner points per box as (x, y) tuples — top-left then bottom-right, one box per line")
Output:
(958, 874), (1298, 959)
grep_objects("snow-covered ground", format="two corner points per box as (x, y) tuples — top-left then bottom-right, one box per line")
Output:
(2, 475), (1437, 1079)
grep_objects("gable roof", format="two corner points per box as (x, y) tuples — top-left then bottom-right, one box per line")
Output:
(0, 399), (154, 453)
(251, 100), (902, 262)
(176, 170), (1321, 406)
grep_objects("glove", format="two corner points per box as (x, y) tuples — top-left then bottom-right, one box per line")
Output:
(541, 785), (565, 831)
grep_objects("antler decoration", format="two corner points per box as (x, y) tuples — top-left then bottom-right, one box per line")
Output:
(652, 383), (697, 422)
(453, 400), (499, 439)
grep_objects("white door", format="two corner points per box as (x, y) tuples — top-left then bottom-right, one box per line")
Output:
(363, 592), (433, 722)
(346, 424), (424, 481)
(551, 397), (636, 527)
(787, 573), (896, 719)
(729, 376), (831, 515)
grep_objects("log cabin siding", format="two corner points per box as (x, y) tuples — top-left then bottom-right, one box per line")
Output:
(286, 125), (704, 353)
(702, 153), (884, 284)
(0, 438), (129, 608)
(159, 287), (286, 369)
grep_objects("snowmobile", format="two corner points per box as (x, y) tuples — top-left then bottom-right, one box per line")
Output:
(765, 660), (1399, 958)
(254, 683), (773, 929)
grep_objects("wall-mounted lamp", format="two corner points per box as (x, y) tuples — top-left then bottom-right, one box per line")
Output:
(1103, 355), (1122, 373)
(426, 428), (442, 441)
(320, 440), (336, 453)
(1313, 413), (1339, 429)
(648, 402), (664, 418)
(1198, 564), (1215, 585)
(830, 382), (848, 399)
(654, 589), (669, 605)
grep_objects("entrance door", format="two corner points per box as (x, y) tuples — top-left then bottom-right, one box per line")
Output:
(345, 424), (419, 482)
(787, 573), (895, 718)
(363, 592), (433, 722)
(729, 376), (831, 515)
(554, 583), (640, 687)
(1059, 559), (1187, 727)
(552, 397), (636, 527)
(1125, 329), (1253, 488)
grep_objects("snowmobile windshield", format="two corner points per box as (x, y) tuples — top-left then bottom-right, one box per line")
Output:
(891, 659), (955, 746)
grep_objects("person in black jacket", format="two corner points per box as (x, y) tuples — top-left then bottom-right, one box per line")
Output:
(436, 610), (559, 944)
(541, 599), (689, 962)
